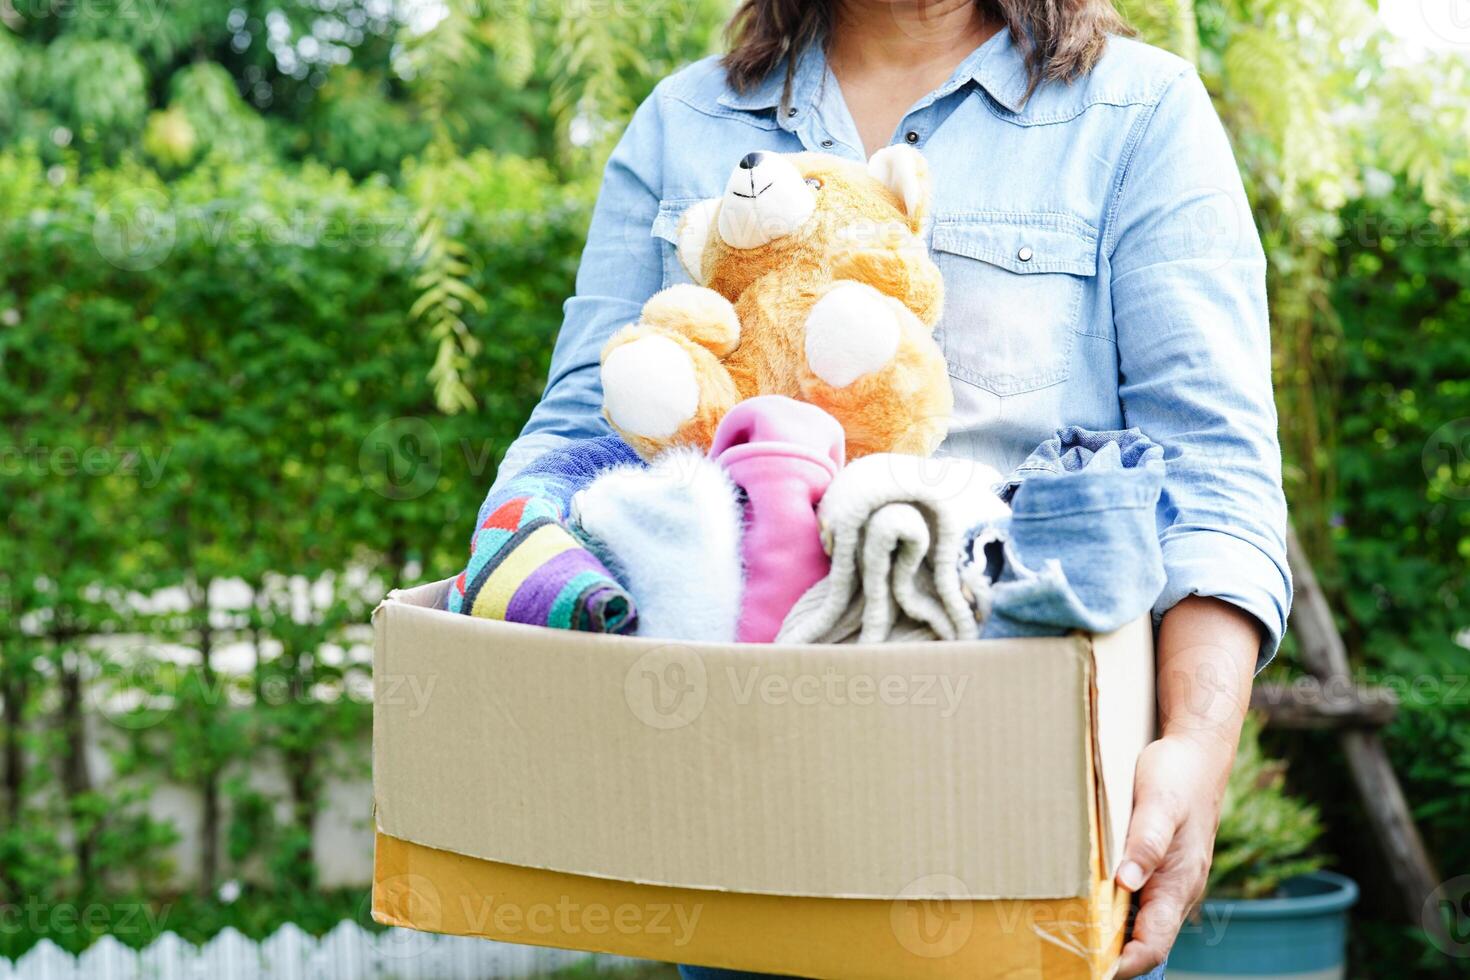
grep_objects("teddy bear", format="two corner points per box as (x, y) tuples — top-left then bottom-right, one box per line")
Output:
(599, 145), (953, 460)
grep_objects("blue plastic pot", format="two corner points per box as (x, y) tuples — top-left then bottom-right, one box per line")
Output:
(1167, 871), (1358, 980)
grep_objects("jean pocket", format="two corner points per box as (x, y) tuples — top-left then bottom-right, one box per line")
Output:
(930, 214), (1098, 395)
(652, 199), (699, 289)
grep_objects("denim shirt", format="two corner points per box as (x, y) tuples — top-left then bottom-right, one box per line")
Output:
(493, 28), (1292, 664)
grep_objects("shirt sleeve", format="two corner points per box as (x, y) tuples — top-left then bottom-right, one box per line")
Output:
(486, 84), (668, 494)
(1107, 68), (1292, 670)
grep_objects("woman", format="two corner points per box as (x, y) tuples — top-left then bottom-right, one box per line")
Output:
(496, 2), (1291, 977)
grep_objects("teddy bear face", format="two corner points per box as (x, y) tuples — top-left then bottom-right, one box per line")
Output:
(680, 150), (928, 300)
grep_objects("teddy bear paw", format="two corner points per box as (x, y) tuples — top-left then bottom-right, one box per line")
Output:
(804, 281), (900, 388)
(602, 334), (700, 438)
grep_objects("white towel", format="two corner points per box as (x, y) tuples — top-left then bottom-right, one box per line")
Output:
(776, 454), (1010, 644)
(572, 449), (745, 643)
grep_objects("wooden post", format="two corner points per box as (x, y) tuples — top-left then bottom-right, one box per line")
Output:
(1286, 529), (1447, 943)
(1250, 680), (1397, 729)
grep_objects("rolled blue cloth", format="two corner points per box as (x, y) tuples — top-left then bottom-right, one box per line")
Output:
(968, 427), (1167, 639)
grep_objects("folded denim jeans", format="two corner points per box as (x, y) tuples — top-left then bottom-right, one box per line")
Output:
(969, 427), (1167, 639)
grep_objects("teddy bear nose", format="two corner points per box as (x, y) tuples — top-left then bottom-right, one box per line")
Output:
(738, 151), (767, 171)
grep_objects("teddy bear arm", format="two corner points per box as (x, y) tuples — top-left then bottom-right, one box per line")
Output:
(600, 321), (741, 459)
(639, 284), (741, 358)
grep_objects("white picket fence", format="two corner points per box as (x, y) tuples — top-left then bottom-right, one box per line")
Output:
(0, 922), (649, 980)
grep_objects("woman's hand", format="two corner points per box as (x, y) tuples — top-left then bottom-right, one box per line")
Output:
(1115, 596), (1261, 978)
(1114, 731), (1237, 976)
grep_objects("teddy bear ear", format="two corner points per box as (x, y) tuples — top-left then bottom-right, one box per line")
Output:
(676, 198), (722, 284)
(867, 144), (930, 231)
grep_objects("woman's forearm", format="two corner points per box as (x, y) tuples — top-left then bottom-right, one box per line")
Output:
(1157, 594), (1260, 755)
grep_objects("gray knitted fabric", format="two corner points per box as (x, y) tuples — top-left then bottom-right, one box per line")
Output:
(776, 454), (1010, 644)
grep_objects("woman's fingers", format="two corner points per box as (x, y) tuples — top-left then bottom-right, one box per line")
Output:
(1117, 875), (1191, 977)
(1116, 800), (1176, 893)
(1114, 736), (1214, 978)
(1116, 740), (1186, 891)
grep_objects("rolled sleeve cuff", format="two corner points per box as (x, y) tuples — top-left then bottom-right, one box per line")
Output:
(1154, 527), (1293, 672)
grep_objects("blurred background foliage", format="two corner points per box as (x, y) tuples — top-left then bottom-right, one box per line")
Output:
(1209, 714), (1327, 901)
(0, 0), (1467, 974)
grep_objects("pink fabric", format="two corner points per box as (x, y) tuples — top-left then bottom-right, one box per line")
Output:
(709, 396), (846, 643)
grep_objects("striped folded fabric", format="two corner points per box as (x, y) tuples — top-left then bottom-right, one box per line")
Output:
(446, 436), (642, 634)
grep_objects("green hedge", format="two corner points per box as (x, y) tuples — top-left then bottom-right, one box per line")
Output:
(1324, 192), (1470, 971)
(0, 149), (589, 955)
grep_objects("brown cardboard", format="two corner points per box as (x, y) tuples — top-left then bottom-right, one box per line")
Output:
(1089, 616), (1156, 875)
(372, 771), (1129, 979)
(372, 579), (1153, 977)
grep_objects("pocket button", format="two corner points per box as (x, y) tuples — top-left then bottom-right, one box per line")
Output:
(1017, 246), (1033, 263)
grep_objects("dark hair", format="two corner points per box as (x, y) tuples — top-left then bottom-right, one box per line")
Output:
(723, 0), (1132, 106)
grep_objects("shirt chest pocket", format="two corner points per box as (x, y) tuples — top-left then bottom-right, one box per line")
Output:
(652, 199), (699, 289)
(930, 215), (1099, 396)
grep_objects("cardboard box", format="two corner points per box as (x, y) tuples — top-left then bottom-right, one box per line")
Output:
(372, 578), (1155, 979)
